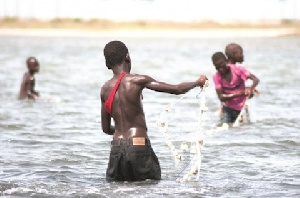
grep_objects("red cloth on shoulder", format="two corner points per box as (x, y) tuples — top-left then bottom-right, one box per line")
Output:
(105, 72), (127, 114)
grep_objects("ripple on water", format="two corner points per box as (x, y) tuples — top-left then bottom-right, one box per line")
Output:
(1, 36), (300, 197)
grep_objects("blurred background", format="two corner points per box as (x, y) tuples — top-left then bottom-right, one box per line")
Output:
(0, 0), (299, 25)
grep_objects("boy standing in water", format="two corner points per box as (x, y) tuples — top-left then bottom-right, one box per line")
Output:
(19, 57), (40, 100)
(100, 40), (207, 181)
(211, 44), (259, 125)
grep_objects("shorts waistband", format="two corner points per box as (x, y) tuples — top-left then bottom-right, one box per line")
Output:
(111, 137), (151, 146)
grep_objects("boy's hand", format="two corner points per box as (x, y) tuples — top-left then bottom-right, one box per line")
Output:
(198, 75), (208, 87)
(245, 87), (260, 98)
(29, 94), (38, 100)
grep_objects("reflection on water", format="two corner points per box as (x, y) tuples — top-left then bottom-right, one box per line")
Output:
(0, 35), (299, 197)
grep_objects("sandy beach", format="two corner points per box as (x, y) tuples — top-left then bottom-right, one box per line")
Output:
(0, 27), (298, 38)
(1, 18), (299, 38)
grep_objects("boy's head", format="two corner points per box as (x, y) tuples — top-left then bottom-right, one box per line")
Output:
(104, 41), (130, 69)
(26, 57), (39, 73)
(212, 52), (228, 75)
(225, 43), (244, 63)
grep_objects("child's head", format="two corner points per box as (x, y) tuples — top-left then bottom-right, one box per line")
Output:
(26, 57), (40, 74)
(104, 41), (129, 69)
(225, 43), (244, 63)
(212, 52), (228, 75)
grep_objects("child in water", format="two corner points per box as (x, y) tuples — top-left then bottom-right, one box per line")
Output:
(19, 57), (40, 100)
(211, 44), (260, 125)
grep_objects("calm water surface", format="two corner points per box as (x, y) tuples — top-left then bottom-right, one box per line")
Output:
(0, 35), (299, 197)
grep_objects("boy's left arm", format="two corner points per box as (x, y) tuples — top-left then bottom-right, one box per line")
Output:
(246, 73), (260, 97)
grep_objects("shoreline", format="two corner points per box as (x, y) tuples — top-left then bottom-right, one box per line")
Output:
(1, 18), (299, 37)
(0, 27), (298, 38)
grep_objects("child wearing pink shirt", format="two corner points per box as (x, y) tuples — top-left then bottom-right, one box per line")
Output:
(211, 48), (259, 125)
(213, 63), (250, 111)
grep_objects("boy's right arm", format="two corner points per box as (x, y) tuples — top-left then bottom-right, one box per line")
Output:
(141, 75), (207, 95)
(100, 87), (114, 135)
(216, 88), (245, 102)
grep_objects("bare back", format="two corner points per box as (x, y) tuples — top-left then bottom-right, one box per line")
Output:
(19, 72), (35, 99)
(101, 73), (148, 139)
(101, 71), (205, 140)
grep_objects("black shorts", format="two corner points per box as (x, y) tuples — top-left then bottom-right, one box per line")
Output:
(106, 138), (161, 182)
(221, 105), (241, 123)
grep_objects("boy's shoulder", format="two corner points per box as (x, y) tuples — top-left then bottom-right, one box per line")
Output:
(229, 63), (250, 77)
(23, 72), (32, 79)
(230, 63), (246, 67)
(228, 63), (247, 71)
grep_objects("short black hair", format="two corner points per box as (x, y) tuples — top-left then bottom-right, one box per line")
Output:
(211, 52), (227, 63)
(103, 41), (128, 69)
(225, 43), (242, 59)
(26, 56), (39, 66)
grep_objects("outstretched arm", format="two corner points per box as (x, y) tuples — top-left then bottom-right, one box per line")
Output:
(140, 75), (207, 95)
